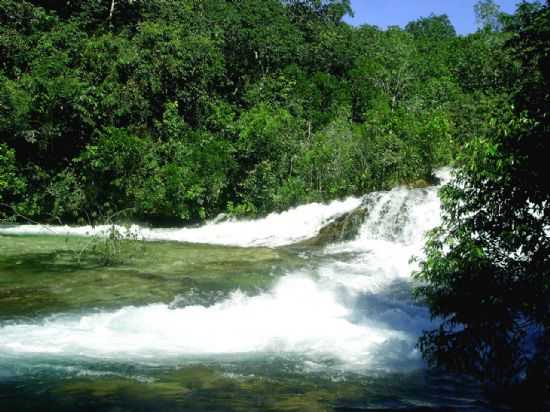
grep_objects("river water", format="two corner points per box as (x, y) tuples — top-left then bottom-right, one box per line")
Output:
(0, 169), (495, 411)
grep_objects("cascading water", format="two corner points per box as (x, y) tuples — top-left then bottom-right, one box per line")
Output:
(0, 170), (449, 370)
(1, 169), (484, 411)
(0, 197), (362, 247)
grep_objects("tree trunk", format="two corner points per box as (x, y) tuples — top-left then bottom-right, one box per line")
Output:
(109, 0), (116, 26)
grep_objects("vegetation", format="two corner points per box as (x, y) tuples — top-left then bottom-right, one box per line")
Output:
(415, 1), (550, 409)
(73, 218), (145, 266)
(0, 0), (496, 224)
(1, 0), (549, 407)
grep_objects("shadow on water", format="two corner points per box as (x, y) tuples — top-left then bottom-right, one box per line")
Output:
(348, 279), (428, 330)
(0, 353), (488, 411)
(0, 364), (497, 412)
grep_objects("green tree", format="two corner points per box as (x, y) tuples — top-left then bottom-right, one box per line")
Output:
(0, 143), (25, 205)
(74, 127), (151, 219)
(415, 3), (550, 408)
(351, 27), (418, 116)
(405, 14), (457, 80)
(405, 14), (456, 40)
(136, 102), (234, 221)
(474, 0), (504, 32)
(0, 0), (511, 225)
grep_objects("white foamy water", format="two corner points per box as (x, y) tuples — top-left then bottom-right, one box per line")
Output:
(0, 170), (451, 372)
(0, 276), (405, 368)
(0, 197), (361, 247)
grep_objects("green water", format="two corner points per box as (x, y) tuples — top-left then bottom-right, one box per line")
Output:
(0, 234), (489, 411)
(0, 235), (302, 319)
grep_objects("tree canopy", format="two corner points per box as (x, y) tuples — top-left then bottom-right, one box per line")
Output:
(415, 2), (550, 408)
(1, 0), (549, 408)
(0, 0), (472, 222)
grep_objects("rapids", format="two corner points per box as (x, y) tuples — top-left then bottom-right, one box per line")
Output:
(0, 197), (362, 247)
(1, 168), (487, 411)
(0, 170), (450, 371)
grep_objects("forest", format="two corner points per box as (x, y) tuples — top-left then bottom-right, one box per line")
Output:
(0, 0), (549, 409)
(0, 0), (525, 223)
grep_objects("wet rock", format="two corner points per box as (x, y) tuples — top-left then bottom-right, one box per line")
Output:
(298, 206), (368, 247)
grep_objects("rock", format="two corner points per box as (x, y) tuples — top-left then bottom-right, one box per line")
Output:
(298, 206), (368, 247)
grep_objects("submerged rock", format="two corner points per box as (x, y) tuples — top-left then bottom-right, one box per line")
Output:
(298, 206), (368, 247)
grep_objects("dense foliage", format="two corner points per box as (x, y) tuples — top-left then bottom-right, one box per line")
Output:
(1, 0), (548, 407)
(415, 1), (549, 408)
(0, 0), (504, 223)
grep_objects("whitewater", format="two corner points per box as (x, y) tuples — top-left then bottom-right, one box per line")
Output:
(0, 197), (362, 247)
(0, 169), (451, 374)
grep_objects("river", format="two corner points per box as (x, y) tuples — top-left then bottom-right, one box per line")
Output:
(0, 169), (494, 411)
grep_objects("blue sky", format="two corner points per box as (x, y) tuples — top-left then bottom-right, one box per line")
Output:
(344, 0), (531, 34)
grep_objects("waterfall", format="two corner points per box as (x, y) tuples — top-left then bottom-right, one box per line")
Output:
(0, 197), (362, 247)
(0, 170), (451, 374)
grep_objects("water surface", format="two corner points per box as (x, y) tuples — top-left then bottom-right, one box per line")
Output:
(0, 171), (495, 411)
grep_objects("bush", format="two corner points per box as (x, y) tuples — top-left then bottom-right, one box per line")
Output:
(0, 143), (25, 209)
